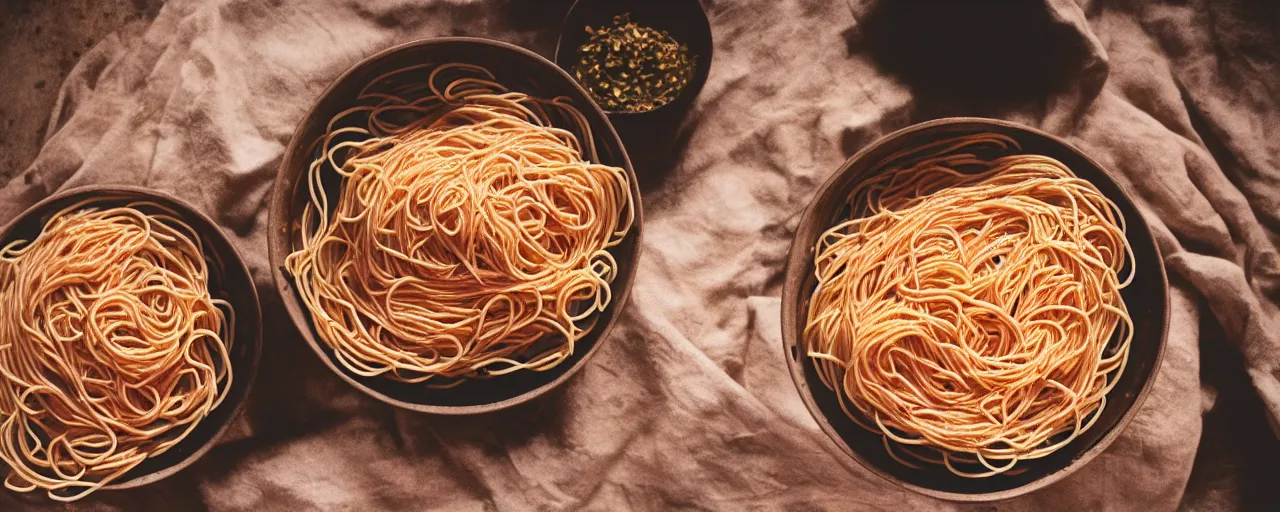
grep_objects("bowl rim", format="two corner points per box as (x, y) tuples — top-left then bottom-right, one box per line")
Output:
(552, 0), (714, 118)
(0, 184), (263, 492)
(267, 36), (643, 416)
(779, 116), (1171, 502)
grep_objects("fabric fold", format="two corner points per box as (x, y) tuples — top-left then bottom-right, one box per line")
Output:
(1, 0), (1277, 510)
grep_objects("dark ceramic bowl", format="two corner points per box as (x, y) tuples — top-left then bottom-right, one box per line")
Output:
(554, 0), (713, 120)
(0, 185), (262, 494)
(781, 118), (1169, 501)
(268, 38), (643, 415)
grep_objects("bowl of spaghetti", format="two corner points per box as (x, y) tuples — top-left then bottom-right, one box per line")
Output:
(781, 118), (1168, 501)
(268, 38), (642, 415)
(0, 186), (261, 502)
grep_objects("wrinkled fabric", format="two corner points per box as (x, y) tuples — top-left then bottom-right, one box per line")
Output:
(1, 0), (1278, 510)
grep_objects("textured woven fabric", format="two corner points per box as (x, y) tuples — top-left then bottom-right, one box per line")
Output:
(1, 0), (1277, 509)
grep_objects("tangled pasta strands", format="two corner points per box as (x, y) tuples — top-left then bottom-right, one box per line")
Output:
(804, 134), (1134, 477)
(0, 201), (234, 501)
(285, 63), (635, 385)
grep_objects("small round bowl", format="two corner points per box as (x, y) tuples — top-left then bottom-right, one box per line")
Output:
(0, 185), (262, 493)
(781, 118), (1169, 501)
(553, 0), (713, 120)
(268, 38), (643, 415)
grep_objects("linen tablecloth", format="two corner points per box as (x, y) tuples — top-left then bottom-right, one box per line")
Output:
(1, 0), (1278, 509)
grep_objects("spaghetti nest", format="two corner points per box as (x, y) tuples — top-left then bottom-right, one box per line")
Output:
(0, 201), (234, 501)
(804, 134), (1133, 477)
(285, 63), (634, 384)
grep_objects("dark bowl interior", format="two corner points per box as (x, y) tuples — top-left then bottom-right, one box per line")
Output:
(780, 118), (1169, 501)
(0, 185), (262, 492)
(553, 0), (713, 120)
(268, 38), (643, 415)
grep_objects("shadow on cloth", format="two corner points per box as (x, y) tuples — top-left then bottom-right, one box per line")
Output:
(615, 112), (700, 195)
(851, 0), (1100, 119)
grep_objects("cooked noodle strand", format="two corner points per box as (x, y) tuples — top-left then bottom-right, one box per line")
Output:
(0, 200), (234, 501)
(804, 134), (1133, 477)
(285, 63), (634, 384)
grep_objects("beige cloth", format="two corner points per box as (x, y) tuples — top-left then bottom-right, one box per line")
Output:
(1, 0), (1278, 510)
